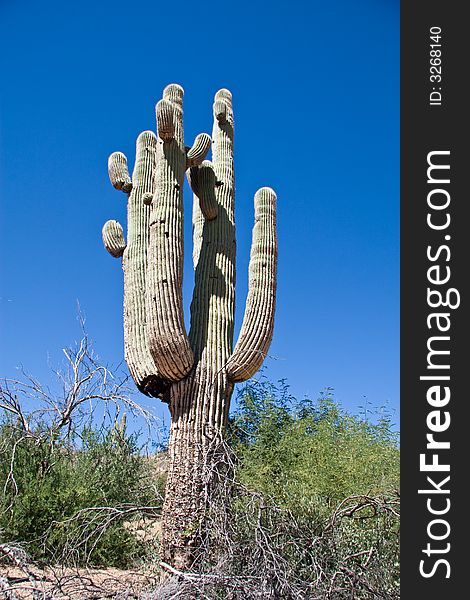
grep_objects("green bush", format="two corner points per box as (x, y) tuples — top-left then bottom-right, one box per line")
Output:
(0, 418), (158, 567)
(231, 380), (399, 519)
(226, 379), (400, 597)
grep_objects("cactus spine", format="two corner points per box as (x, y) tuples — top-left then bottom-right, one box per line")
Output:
(102, 84), (277, 568)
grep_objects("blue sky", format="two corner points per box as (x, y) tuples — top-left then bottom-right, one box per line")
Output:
(0, 0), (399, 428)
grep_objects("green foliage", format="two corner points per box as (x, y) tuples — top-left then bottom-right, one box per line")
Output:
(0, 418), (158, 567)
(227, 379), (400, 597)
(231, 380), (399, 520)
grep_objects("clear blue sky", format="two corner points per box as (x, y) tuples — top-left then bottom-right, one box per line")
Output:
(0, 0), (399, 427)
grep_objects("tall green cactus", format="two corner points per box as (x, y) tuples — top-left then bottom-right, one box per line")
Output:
(102, 84), (277, 568)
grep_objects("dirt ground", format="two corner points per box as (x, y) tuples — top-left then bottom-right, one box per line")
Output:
(0, 564), (159, 599)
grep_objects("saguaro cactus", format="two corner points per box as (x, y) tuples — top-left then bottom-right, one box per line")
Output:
(102, 84), (277, 569)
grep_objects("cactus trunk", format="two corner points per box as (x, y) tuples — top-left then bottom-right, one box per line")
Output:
(102, 84), (277, 569)
(162, 371), (233, 569)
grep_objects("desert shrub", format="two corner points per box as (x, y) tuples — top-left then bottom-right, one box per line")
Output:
(0, 417), (159, 567)
(231, 380), (399, 520)
(0, 333), (164, 568)
(217, 379), (401, 598)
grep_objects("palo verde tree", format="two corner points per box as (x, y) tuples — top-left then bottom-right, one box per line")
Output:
(102, 84), (277, 569)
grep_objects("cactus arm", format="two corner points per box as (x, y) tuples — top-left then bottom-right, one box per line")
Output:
(186, 133), (211, 167)
(185, 134), (213, 271)
(156, 99), (175, 142)
(122, 130), (165, 396)
(104, 132), (165, 397)
(207, 88), (236, 371)
(226, 187), (277, 383)
(188, 89), (236, 393)
(211, 89), (235, 229)
(102, 220), (126, 257)
(191, 189), (205, 270)
(146, 84), (194, 381)
(108, 152), (133, 193)
(187, 161), (218, 222)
